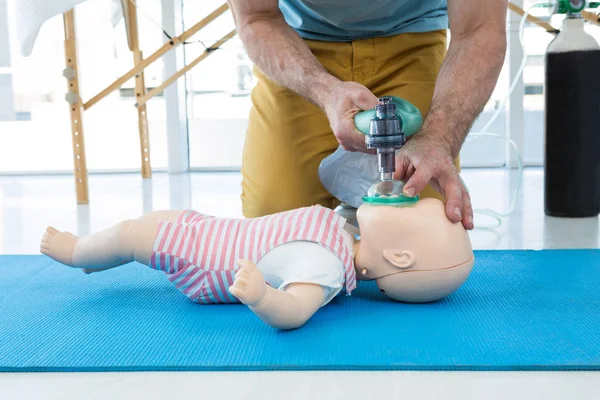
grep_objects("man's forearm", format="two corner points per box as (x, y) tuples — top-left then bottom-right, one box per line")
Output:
(236, 15), (339, 109)
(420, 30), (507, 158)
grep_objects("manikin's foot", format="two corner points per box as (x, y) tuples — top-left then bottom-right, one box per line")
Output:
(40, 227), (128, 274)
(40, 227), (78, 266)
(229, 260), (267, 306)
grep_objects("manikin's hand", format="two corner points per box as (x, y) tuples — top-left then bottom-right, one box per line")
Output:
(394, 134), (474, 230)
(323, 82), (379, 152)
(229, 260), (267, 306)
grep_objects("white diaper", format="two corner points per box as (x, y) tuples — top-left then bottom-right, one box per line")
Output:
(256, 230), (355, 306)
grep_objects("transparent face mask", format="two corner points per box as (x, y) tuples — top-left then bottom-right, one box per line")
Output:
(363, 179), (419, 206)
(317, 147), (380, 209)
(318, 147), (420, 208)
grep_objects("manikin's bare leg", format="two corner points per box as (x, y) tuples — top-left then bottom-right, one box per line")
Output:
(229, 260), (325, 330)
(40, 219), (161, 272)
(40, 211), (184, 274)
(83, 211), (184, 273)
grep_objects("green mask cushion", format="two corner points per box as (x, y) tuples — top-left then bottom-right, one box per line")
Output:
(361, 194), (419, 206)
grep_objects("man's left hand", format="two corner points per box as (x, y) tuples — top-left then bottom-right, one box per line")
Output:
(394, 134), (474, 230)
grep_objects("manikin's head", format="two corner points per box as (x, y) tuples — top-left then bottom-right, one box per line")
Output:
(354, 197), (474, 303)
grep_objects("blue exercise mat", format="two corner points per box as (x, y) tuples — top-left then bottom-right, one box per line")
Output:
(1, 250), (599, 372)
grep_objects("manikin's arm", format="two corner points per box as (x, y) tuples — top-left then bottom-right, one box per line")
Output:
(251, 284), (325, 330)
(229, 260), (325, 330)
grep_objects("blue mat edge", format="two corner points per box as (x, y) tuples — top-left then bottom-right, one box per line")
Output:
(3, 365), (600, 373)
(3, 249), (600, 373)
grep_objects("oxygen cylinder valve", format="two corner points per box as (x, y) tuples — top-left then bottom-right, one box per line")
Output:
(554, 0), (587, 17)
(365, 97), (405, 181)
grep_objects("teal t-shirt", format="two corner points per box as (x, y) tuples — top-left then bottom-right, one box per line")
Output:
(279, 0), (448, 42)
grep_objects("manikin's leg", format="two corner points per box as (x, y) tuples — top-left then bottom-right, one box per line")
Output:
(138, 210), (183, 223)
(86, 211), (184, 273)
(41, 210), (184, 274)
(229, 260), (325, 330)
(40, 219), (160, 271)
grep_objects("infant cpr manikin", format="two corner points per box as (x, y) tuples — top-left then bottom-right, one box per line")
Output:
(40, 196), (474, 330)
(354, 197), (474, 303)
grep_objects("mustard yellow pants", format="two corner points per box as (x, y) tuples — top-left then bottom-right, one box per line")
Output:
(241, 30), (456, 218)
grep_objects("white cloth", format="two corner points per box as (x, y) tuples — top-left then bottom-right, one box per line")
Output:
(256, 229), (356, 306)
(10, 0), (124, 57)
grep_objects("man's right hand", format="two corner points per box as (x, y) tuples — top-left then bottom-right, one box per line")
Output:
(322, 82), (379, 152)
(229, 0), (378, 153)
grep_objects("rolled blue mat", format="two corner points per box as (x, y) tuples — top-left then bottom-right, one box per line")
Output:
(0, 250), (599, 372)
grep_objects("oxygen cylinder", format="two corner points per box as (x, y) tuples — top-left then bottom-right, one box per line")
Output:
(544, 4), (600, 217)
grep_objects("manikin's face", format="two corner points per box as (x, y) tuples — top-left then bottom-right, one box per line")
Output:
(355, 198), (474, 303)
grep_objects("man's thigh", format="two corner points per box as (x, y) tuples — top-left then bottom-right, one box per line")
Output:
(241, 68), (340, 218)
(241, 38), (357, 218)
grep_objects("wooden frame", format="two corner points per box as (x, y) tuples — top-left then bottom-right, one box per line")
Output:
(135, 30), (236, 108)
(83, 3), (231, 110)
(60, 1), (598, 204)
(507, 2), (558, 33)
(61, 2), (234, 204)
(125, 0), (152, 179)
(582, 10), (600, 26)
(63, 10), (89, 204)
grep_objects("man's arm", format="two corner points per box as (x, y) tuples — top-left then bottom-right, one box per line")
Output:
(424, 0), (508, 157)
(227, 0), (378, 151)
(227, 0), (335, 108)
(397, 0), (508, 229)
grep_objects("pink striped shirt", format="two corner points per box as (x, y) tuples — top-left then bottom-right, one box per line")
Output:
(149, 206), (356, 304)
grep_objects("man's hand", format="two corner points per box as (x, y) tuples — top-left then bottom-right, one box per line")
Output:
(389, 0), (506, 230)
(322, 82), (379, 152)
(395, 134), (474, 230)
(229, 0), (379, 152)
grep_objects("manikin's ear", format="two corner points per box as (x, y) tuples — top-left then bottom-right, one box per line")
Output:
(382, 249), (415, 269)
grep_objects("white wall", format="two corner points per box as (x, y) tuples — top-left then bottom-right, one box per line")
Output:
(0, 0), (15, 121)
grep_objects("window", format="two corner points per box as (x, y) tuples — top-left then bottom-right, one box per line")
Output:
(0, 0), (168, 173)
(182, 0), (255, 170)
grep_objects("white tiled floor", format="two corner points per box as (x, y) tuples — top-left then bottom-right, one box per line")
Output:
(1, 168), (598, 254)
(0, 168), (599, 399)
